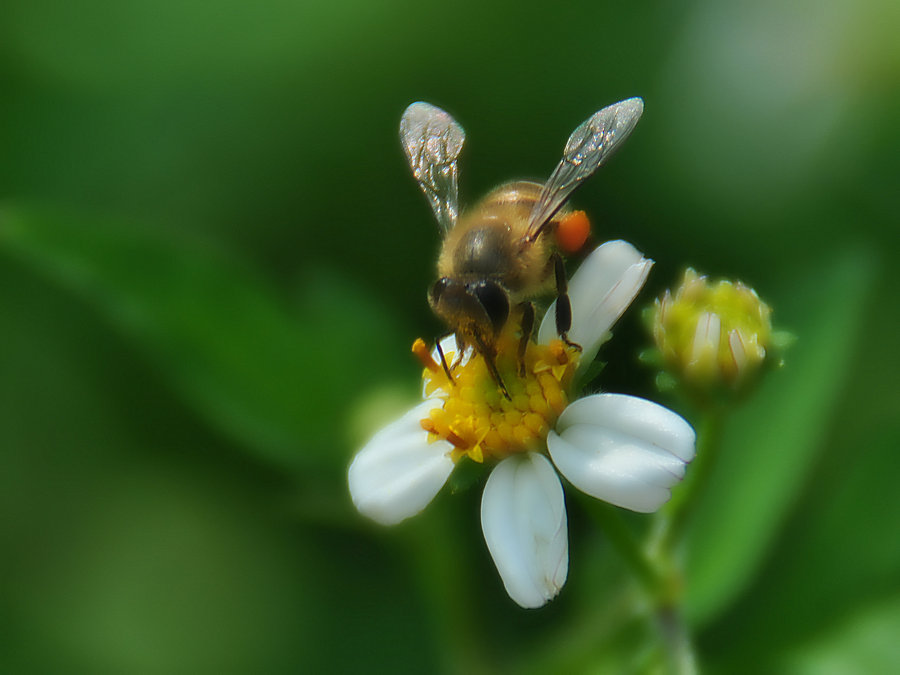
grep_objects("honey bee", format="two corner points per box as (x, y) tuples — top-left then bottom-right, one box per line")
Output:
(400, 98), (644, 396)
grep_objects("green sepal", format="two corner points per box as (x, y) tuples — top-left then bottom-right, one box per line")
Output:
(447, 456), (489, 494)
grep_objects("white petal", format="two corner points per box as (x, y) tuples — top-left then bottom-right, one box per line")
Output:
(548, 394), (696, 513)
(538, 240), (653, 363)
(481, 453), (568, 609)
(348, 399), (454, 525)
(555, 393), (696, 462)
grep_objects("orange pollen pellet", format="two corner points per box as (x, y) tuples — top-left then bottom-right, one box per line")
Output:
(556, 210), (591, 253)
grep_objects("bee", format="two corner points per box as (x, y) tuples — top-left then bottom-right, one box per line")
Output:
(400, 98), (644, 396)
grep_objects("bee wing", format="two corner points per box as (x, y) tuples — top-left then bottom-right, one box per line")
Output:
(400, 102), (466, 233)
(525, 98), (644, 242)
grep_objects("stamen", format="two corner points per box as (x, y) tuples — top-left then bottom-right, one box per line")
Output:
(419, 326), (581, 464)
(445, 428), (469, 448)
(412, 338), (441, 372)
(548, 340), (569, 365)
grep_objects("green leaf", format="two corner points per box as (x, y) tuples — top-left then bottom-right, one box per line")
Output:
(0, 205), (407, 476)
(0, 263), (439, 673)
(683, 246), (876, 627)
(691, 262), (900, 668)
(777, 595), (900, 675)
(447, 456), (489, 494)
(697, 423), (900, 670)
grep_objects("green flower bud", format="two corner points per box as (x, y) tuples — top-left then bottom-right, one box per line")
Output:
(649, 269), (776, 394)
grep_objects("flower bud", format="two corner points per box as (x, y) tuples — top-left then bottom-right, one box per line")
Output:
(650, 269), (775, 393)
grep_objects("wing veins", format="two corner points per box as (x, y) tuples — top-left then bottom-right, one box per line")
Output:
(526, 98), (644, 242)
(400, 102), (465, 233)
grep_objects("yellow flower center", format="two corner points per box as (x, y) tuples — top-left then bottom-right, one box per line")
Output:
(412, 331), (580, 464)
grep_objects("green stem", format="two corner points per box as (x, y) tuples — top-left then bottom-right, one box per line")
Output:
(656, 410), (727, 554)
(577, 495), (663, 596)
(582, 409), (728, 674)
(656, 606), (698, 675)
(649, 407), (728, 674)
(580, 496), (697, 674)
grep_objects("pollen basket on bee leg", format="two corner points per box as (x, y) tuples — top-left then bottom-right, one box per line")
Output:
(415, 326), (581, 464)
(556, 210), (591, 254)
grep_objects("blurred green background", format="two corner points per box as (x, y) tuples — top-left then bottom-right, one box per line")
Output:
(1, 0), (898, 672)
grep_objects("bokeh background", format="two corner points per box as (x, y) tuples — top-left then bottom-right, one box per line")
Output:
(1, 0), (898, 672)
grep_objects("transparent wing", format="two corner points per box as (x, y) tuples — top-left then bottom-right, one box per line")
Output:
(526, 98), (644, 241)
(399, 102), (466, 233)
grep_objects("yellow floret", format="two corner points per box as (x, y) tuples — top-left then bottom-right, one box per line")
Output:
(415, 327), (580, 463)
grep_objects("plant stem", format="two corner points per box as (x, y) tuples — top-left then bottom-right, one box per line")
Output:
(657, 410), (726, 554)
(581, 496), (698, 674)
(582, 409), (727, 674)
(577, 495), (663, 596)
(656, 606), (698, 675)
(650, 407), (728, 674)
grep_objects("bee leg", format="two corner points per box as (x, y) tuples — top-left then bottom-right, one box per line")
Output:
(450, 333), (473, 372)
(486, 353), (512, 401)
(516, 301), (535, 377)
(553, 253), (582, 352)
(474, 333), (512, 401)
(435, 336), (457, 386)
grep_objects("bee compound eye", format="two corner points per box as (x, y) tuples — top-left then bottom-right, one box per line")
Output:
(430, 277), (452, 303)
(471, 280), (510, 335)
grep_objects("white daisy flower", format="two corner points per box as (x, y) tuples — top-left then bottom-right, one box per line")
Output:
(348, 240), (696, 609)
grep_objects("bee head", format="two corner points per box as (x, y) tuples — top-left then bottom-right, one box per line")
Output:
(429, 277), (510, 338)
